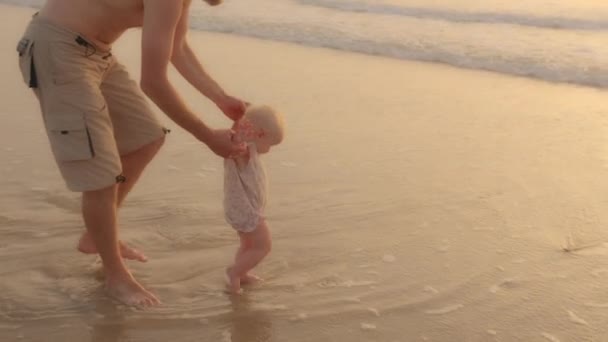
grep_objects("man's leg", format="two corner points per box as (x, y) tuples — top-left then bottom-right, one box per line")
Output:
(20, 18), (161, 306)
(116, 136), (165, 205)
(78, 57), (167, 262)
(82, 184), (160, 306)
(78, 136), (165, 261)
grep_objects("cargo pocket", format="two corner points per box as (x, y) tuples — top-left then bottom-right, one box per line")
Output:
(46, 113), (95, 162)
(16, 38), (37, 88)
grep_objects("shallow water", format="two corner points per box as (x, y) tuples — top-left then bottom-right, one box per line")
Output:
(3, 4), (608, 342)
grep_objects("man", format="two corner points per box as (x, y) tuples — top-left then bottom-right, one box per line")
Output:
(16, 0), (245, 306)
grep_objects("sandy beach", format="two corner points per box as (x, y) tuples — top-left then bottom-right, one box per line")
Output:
(2, 4), (608, 342)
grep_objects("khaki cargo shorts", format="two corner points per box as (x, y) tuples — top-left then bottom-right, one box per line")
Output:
(17, 14), (167, 192)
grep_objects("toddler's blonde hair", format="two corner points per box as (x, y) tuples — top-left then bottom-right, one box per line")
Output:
(243, 105), (285, 146)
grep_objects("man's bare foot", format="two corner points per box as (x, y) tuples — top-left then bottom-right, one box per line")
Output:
(105, 272), (160, 307)
(78, 233), (148, 262)
(225, 267), (242, 294)
(241, 273), (262, 285)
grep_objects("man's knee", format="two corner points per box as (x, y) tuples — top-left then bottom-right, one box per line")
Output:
(142, 134), (165, 153)
(155, 134), (166, 149)
(144, 134), (165, 154)
(122, 135), (165, 161)
(144, 135), (165, 162)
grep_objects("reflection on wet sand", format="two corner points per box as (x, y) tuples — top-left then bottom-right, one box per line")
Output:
(224, 294), (273, 342)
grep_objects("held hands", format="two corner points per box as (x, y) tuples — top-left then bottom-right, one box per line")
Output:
(198, 94), (249, 158)
(216, 94), (248, 121)
(204, 128), (246, 159)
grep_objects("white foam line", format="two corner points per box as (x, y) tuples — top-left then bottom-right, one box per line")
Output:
(424, 304), (464, 315)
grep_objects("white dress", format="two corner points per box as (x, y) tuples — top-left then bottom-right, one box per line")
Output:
(223, 143), (268, 232)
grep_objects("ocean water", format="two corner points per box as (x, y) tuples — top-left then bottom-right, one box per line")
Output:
(4, 3), (608, 341)
(4, 0), (607, 88)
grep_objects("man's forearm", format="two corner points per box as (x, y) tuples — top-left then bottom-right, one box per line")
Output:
(171, 43), (226, 103)
(141, 76), (211, 142)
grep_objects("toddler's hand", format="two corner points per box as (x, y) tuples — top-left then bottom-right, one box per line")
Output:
(217, 95), (248, 121)
(206, 128), (246, 158)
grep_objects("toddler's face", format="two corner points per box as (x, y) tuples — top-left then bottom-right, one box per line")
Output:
(233, 120), (273, 154)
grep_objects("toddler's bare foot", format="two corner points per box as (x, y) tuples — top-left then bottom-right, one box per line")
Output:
(241, 273), (263, 285)
(225, 267), (242, 294)
(105, 271), (160, 307)
(78, 233), (148, 262)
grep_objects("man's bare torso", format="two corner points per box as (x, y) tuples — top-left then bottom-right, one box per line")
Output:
(40, 0), (150, 49)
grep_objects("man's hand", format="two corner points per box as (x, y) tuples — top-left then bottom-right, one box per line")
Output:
(203, 128), (246, 158)
(216, 95), (248, 121)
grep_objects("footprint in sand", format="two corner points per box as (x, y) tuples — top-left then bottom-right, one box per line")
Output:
(424, 285), (439, 294)
(424, 304), (464, 315)
(382, 254), (396, 263)
(290, 313), (308, 322)
(360, 323), (376, 331)
(367, 308), (380, 317)
(489, 277), (521, 294)
(541, 332), (560, 342)
(567, 310), (589, 326)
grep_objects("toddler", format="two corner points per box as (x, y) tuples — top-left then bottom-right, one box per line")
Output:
(223, 104), (285, 294)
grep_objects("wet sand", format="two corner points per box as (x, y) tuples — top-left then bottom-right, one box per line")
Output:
(2, 4), (608, 342)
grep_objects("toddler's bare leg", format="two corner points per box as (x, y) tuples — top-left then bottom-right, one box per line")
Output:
(226, 221), (271, 293)
(233, 239), (262, 284)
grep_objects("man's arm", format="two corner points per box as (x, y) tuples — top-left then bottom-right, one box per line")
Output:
(140, 0), (212, 142)
(171, 4), (246, 121)
(171, 4), (225, 103)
